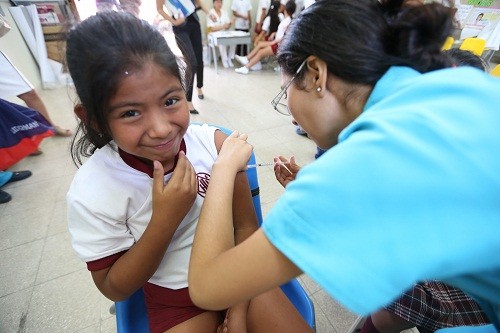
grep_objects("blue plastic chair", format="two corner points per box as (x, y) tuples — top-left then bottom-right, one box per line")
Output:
(436, 325), (497, 333)
(115, 124), (316, 332)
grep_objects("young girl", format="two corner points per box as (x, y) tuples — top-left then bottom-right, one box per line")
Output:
(253, 1), (282, 47)
(65, 11), (312, 333)
(188, 0), (500, 331)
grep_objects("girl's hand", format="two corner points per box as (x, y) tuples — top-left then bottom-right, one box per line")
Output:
(151, 152), (198, 225)
(215, 131), (253, 173)
(274, 155), (300, 188)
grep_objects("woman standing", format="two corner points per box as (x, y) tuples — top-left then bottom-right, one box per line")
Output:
(157, 0), (213, 114)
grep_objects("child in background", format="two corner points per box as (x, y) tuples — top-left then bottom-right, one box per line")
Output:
(66, 11), (311, 333)
(254, 0), (270, 36)
(234, 0), (295, 74)
(253, 1), (283, 46)
(207, 0), (236, 68)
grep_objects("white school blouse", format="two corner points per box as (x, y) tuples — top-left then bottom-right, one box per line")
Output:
(67, 124), (218, 289)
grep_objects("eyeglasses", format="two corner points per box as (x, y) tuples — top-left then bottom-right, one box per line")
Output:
(271, 60), (307, 115)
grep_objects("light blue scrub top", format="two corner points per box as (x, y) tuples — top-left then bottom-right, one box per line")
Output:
(262, 66), (500, 329)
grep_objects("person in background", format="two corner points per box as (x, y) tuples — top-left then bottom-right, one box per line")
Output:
(231, 0), (252, 56)
(253, 0), (282, 47)
(0, 51), (72, 138)
(65, 12), (313, 333)
(280, 0), (303, 17)
(207, 0), (236, 68)
(234, 0), (295, 74)
(187, 2), (500, 332)
(157, 0), (213, 115)
(253, 0), (270, 37)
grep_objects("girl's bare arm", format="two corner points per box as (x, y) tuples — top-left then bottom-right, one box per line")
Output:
(189, 132), (301, 310)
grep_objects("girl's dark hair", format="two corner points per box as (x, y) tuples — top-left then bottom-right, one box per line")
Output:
(267, 0), (281, 36)
(277, 0), (454, 86)
(66, 11), (188, 166)
(285, 0), (296, 17)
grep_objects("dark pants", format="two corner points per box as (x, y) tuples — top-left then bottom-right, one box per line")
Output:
(235, 28), (249, 56)
(173, 15), (203, 102)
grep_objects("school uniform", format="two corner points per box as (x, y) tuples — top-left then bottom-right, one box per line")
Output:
(68, 124), (219, 332)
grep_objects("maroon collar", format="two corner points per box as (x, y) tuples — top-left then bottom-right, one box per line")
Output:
(118, 139), (187, 178)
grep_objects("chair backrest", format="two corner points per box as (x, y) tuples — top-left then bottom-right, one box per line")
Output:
(115, 288), (149, 332)
(115, 124), (315, 332)
(436, 324), (497, 333)
(441, 36), (454, 50)
(459, 38), (486, 56)
(491, 64), (500, 77)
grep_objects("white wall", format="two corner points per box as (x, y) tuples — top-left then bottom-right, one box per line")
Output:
(0, 0), (42, 90)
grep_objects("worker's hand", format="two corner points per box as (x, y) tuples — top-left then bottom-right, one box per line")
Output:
(274, 155), (300, 188)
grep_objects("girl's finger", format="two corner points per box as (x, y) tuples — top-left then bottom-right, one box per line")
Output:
(170, 151), (188, 181)
(152, 160), (165, 191)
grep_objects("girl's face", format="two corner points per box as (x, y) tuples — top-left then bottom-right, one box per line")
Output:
(284, 73), (358, 149)
(214, 0), (222, 10)
(107, 62), (189, 171)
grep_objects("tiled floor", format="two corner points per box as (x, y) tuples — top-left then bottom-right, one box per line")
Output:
(0, 62), (363, 333)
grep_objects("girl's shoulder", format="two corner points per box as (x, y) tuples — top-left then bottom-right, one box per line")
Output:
(185, 123), (219, 146)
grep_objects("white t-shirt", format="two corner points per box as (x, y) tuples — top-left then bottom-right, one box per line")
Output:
(67, 124), (219, 289)
(231, 0), (252, 30)
(275, 15), (291, 42)
(255, 0), (270, 23)
(0, 51), (33, 98)
(207, 8), (231, 29)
